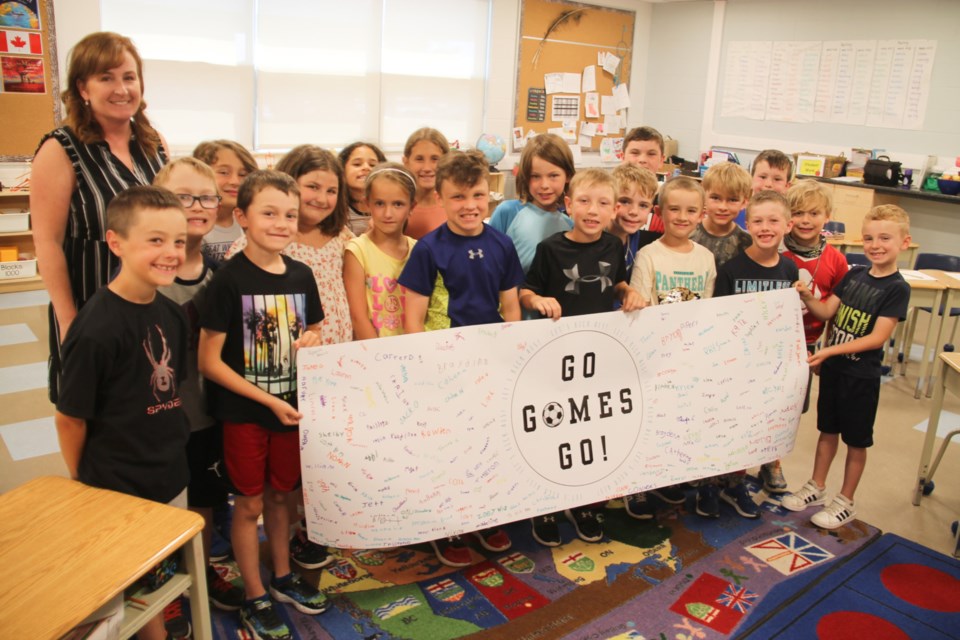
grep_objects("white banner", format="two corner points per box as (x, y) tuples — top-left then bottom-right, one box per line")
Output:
(298, 289), (808, 549)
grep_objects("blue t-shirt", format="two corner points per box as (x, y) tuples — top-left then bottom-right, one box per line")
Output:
(398, 223), (524, 330)
(488, 201), (573, 274)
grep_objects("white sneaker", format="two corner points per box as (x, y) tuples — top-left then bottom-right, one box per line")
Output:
(781, 480), (827, 512)
(811, 494), (856, 530)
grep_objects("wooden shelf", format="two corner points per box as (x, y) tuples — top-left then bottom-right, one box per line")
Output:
(0, 190), (29, 198)
(119, 573), (193, 639)
(0, 274), (43, 293)
(0, 229), (32, 237)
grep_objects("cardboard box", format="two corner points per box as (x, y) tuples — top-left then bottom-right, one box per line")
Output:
(663, 137), (679, 159)
(794, 153), (846, 178)
(0, 211), (29, 232)
(0, 258), (37, 280)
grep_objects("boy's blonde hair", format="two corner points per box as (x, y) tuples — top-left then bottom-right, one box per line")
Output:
(107, 185), (183, 238)
(786, 180), (833, 217)
(364, 162), (417, 203)
(752, 149), (794, 181)
(192, 139), (258, 174)
(568, 168), (615, 199)
(611, 164), (658, 200)
(864, 204), (910, 237)
(153, 156), (218, 189)
(660, 176), (704, 209)
(403, 127), (450, 158)
(516, 133), (576, 203)
(435, 150), (489, 192)
(746, 190), (791, 222)
(702, 162), (752, 200)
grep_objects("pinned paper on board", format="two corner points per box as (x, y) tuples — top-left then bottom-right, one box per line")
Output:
(582, 65), (597, 92)
(600, 137), (621, 162)
(562, 72), (581, 94)
(513, 127), (525, 149)
(613, 83), (631, 110)
(579, 135), (592, 148)
(544, 73), (564, 95)
(600, 95), (616, 116)
(584, 92), (599, 118)
(551, 94), (580, 122)
(603, 114), (622, 134)
(561, 119), (578, 140)
(601, 51), (621, 75)
(580, 122), (598, 137)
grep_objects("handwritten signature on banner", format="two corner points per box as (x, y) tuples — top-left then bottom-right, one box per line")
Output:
(298, 288), (808, 549)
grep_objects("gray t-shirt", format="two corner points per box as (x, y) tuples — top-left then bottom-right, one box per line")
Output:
(690, 223), (752, 267)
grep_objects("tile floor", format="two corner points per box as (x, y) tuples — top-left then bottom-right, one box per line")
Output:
(1, 289), (958, 556)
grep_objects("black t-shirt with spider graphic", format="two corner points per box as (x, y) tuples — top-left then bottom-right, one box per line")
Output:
(57, 287), (190, 503)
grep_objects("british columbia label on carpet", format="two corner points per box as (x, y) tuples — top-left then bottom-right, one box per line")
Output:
(298, 288), (807, 548)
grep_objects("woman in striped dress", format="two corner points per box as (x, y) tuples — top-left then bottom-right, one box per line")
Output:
(31, 32), (168, 401)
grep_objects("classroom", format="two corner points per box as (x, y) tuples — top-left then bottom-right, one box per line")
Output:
(1, 0), (959, 639)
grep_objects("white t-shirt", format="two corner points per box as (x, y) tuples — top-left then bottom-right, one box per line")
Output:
(629, 239), (716, 304)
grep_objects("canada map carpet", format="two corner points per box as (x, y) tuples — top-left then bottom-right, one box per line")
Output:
(205, 483), (889, 639)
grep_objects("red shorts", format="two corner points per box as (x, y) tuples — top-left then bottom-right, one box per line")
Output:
(223, 422), (301, 496)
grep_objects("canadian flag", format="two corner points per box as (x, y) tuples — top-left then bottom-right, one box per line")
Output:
(0, 30), (42, 56)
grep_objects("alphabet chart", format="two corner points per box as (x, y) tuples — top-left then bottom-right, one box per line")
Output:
(298, 288), (808, 548)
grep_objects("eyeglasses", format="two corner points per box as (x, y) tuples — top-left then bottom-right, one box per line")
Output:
(175, 194), (222, 209)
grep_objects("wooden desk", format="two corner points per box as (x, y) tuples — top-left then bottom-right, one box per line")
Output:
(913, 354), (960, 530)
(0, 476), (211, 639)
(896, 272), (948, 398)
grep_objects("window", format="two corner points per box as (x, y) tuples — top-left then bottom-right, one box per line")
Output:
(101, 0), (490, 153)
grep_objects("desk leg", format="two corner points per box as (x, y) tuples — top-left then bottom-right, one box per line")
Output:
(915, 290), (946, 399)
(914, 358), (946, 506)
(926, 290), (955, 397)
(183, 533), (212, 640)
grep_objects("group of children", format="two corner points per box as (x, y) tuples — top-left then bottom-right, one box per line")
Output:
(53, 124), (912, 640)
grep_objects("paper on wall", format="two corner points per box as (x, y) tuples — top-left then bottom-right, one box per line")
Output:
(579, 135), (592, 148)
(562, 72), (581, 94)
(584, 92), (599, 119)
(582, 65), (597, 92)
(613, 83), (630, 110)
(601, 95), (616, 116)
(544, 73), (564, 95)
(601, 51), (620, 75)
(580, 122), (597, 137)
(604, 114), (621, 133)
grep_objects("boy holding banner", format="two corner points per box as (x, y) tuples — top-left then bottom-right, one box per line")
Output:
(520, 168), (646, 546)
(399, 149), (524, 566)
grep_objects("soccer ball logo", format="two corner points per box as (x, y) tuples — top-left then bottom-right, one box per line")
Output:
(542, 402), (564, 428)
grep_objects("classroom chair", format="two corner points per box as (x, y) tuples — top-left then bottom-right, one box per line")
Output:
(846, 253), (870, 266)
(898, 253), (960, 373)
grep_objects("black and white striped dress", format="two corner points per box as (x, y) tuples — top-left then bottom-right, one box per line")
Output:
(39, 126), (167, 400)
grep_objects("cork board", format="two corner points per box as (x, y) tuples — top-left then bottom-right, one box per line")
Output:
(514, 0), (634, 153)
(0, 0), (60, 160)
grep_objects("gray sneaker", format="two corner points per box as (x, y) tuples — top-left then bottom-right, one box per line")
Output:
(760, 461), (789, 494)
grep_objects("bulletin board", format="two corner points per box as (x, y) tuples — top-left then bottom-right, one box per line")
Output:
(0, 0), (60, 161)
(514, 0), (634, 154)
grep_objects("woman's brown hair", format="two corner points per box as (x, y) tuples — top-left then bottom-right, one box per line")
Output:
(63, 32), (161, 156)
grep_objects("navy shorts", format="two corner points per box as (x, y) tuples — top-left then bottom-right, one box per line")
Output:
(816, 367), (879, 448)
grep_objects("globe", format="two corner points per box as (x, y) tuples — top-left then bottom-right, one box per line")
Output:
(476, 133), (506, 167)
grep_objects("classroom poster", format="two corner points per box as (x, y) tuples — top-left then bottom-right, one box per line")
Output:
(298, 289), (808, 549)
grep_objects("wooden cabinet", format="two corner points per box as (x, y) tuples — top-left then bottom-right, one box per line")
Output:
(0, 190), (42, 293)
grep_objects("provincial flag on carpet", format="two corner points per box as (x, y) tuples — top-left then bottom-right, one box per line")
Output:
(0, 29), (42, 55)
(670, 573), (751, 634)
(746, 532), (835, 576)
(463, 561), (550, 620)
